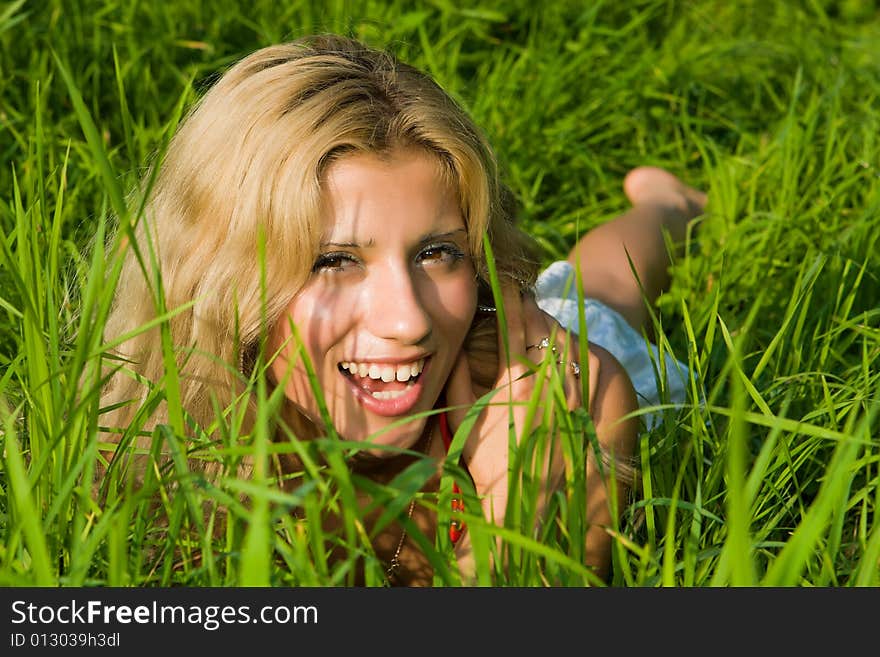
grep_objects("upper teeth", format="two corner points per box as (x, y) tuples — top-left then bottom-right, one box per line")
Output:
(340, 358), (425, 383)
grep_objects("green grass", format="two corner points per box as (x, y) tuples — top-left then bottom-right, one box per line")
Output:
(1, 0), (879, 586)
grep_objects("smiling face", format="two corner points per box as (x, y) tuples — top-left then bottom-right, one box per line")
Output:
(268, 148), (478, 451)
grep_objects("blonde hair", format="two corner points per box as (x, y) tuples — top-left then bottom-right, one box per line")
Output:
(100, 34), (539, 458)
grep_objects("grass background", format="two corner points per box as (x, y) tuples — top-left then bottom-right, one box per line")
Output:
(1, 0), (879, 586)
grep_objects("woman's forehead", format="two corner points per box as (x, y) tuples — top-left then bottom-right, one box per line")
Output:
(319, 148), (465, 242)
(322, 146), (451, 186)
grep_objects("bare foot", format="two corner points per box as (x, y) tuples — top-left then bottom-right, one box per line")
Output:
(623, 166), (707, 221)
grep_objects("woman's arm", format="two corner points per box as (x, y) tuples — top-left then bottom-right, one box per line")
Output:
(447, 287), (640, 583)
(582, 343), (639, 581)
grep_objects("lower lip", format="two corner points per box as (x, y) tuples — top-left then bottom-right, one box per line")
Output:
(344, 360), (431, 417)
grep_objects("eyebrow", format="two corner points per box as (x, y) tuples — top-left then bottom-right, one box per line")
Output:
(321, 239), (374, 248)
(321, 229), (467, 248)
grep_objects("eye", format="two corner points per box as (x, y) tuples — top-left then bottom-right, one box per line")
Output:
(311, 252), (359, 273)
(417, 242), (466, 267)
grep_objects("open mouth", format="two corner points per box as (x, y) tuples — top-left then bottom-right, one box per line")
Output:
(338, 358), (426, 400)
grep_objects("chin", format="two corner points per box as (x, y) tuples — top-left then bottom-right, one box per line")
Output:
(360, 419), (428, 452)
(291, 390), (435, 454)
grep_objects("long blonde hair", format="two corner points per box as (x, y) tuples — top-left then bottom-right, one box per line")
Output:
(100, 34), (539, 468)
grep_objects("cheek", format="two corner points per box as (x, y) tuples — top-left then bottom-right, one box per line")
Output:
(430, 275), (477, 340)
(293, 294), (342, 359)
(268, 290), (349, 391)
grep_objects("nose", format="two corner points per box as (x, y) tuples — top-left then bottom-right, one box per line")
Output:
(365, 263), (432, 345)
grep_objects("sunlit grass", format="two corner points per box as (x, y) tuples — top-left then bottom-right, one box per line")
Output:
(1, 0), (878, 587)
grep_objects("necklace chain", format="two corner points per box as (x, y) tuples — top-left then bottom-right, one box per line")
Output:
(385, 426), (435, 584)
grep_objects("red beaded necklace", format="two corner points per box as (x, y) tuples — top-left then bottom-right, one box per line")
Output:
(438, 412), (466, 545)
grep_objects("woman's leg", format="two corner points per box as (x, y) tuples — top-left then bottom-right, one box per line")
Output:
(567, 166), (707, 336)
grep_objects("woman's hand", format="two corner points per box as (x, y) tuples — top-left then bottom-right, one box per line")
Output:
(445, 284), (598, 526)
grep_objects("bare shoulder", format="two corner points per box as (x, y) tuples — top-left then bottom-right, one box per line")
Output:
(585, 342), (640, 452)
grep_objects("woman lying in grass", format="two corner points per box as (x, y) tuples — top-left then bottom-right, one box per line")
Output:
(99, 33), (706, 586)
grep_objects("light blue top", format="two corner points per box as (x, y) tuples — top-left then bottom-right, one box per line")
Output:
(535, 260), (690, 429)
